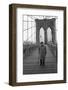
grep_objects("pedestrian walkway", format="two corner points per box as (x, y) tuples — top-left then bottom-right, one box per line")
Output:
(23, 45), (57, 74)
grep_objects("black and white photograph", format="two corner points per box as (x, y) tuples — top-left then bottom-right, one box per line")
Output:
(23, 15), (57, 75)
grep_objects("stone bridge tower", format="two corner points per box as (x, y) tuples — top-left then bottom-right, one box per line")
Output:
(35, 18), (56, 45)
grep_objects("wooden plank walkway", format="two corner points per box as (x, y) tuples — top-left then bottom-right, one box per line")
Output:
(23, 45), (57, 75)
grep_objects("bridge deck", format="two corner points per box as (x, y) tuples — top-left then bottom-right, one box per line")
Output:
(23, 45), (57, 74)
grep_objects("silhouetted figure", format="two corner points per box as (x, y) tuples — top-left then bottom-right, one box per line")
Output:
(39, 42), (46, 66)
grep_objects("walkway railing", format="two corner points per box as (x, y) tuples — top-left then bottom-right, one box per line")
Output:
(47, 42), (57, 57)
(23, 43), (37, 59)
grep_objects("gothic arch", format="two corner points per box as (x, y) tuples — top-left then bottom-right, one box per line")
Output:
(47, 27), (52, 42)
(39, 27), (45, 43)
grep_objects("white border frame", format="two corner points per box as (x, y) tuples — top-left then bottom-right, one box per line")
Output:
(16, 8), (64, 82)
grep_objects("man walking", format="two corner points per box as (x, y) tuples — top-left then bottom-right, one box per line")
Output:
(39, 42), (47, 66)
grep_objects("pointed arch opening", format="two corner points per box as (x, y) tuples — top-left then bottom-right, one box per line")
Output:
(47, 27), (52, 43)
(39, 27), (45, 43)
